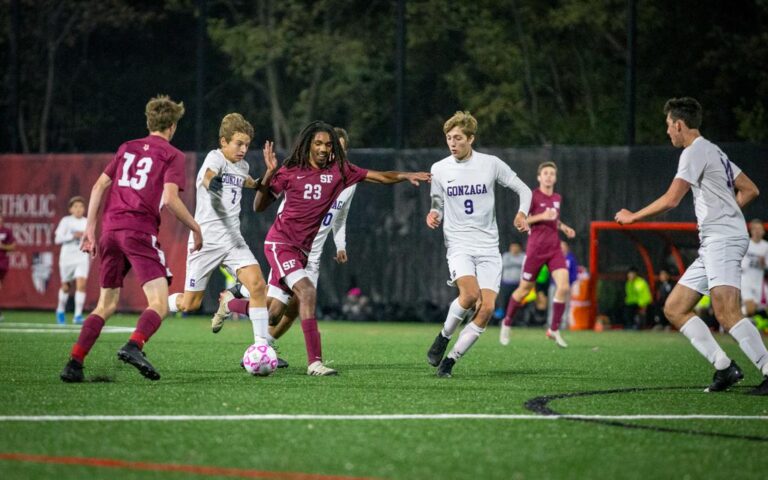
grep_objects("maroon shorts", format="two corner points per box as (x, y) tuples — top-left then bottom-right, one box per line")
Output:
(0, 266), (7, 281)
(263, 241), (308, 294)
(521, 246), (567, 282)
(99, 230), (172, 288)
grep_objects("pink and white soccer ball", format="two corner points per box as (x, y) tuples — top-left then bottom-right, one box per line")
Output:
(243, 343), (278, 376)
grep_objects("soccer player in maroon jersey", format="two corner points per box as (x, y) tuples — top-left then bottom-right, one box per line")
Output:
(221, 120), (430, 376)
(0, 215), (16, 322)
(60, 95), (202, 383)
(500, 161), (575, 348)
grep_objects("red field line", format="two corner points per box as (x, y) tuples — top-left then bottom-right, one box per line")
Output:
(0, 452), (378, 480)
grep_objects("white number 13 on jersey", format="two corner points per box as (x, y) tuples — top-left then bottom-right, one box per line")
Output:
(118, 152), (153, 190)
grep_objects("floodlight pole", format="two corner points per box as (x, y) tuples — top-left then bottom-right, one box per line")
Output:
(626, 0), (637, 146)
(395, 0), (406, 150)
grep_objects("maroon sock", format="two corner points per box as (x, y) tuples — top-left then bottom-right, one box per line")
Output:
(228, 298), (249, 316)
(551, 301), (566, 331)
(301, 317), (322, 365)
(503, 297), (522, 327)
(70, 314), (106, 363)
(129, 309), (163, 349)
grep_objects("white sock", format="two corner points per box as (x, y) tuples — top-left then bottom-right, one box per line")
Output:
(729, 318), (768, 376)
(249, 306), (269, 344)
(680, 316), (731, 370)
(168, 293), (181, 313)
(741, 304), (748, 316)
(448, 322), (485, 360)
(441, 298), (470, 338)
(74, 291), (86, 316)
(240, 285), (251, 298)
(56, 290), (68, 313)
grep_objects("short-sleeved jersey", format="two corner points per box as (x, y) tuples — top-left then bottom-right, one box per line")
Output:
(0, 226), (14, 268)
(742, 238), (768, 283)
(430, 151), (521, 255)
(191, 149), (250, 246)
(674, 137), (746, 240)
(55, 215), (89, 263)
(277, 184), (358, 264)
(527, 189), (562, 254)
(266, 161), (368, 252)
(101, 135), (186, 235)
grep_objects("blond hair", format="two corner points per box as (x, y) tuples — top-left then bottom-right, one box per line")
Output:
(67, 196), (86, 209)
(537, 161), (557, 175)
(443, 111), (477, 137)
(219, 113), (254, 142)
(145, 95), (185, 132)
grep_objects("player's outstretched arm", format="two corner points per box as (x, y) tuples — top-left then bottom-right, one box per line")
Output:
(81, 173), (112, 257)
(615, 178), (690, 225)
(254, 141), (279, 212)
(365, 170), (431, 186)
(734, 172), (759, 208)
(162, 183), (203, 252)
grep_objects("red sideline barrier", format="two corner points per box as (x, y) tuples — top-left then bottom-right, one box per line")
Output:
(0, 153), (197, 313)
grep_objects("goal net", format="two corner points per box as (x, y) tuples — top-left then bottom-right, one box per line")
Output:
(587, 221), (701, 328)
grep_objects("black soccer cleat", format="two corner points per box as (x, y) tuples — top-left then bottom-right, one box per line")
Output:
(705, 361), (743, 392)
(747, 376), (768, 396)
(277, 357), (289, 369)
(436, 357), (456, 378)
(228, 282), (244, 299)
(117, 342), (160, 380)
(427, 333), (450, 367)
(60, 359), (84, 383)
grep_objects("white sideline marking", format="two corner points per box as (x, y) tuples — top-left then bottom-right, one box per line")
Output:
(0, 322), (133, 334)
(0, 414), (766, 422)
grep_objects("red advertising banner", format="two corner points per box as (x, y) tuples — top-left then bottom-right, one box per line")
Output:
(0, 153), (197, 314)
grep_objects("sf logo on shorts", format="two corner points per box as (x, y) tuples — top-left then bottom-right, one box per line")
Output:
(282, 259), (297, 271)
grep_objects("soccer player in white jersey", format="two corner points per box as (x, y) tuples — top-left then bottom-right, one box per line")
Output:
(741, 219), (768, 322)
(166, 113), (271, 348)
(425, 111), (532, 378)
(615, 97), (767, 395)
(54, 196), (90, 324)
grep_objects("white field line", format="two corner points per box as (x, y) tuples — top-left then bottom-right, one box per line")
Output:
(0, 414), (766, 422)
(0, 322), (133, 334)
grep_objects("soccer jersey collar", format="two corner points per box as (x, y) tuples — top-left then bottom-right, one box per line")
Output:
(452, 150), (474, 163)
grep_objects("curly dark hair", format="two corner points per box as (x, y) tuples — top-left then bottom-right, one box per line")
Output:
(284, 121), (349, 182)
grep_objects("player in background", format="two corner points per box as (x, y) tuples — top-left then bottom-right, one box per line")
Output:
(615, 97), (767, 395)
(219, 128), (357, 369)
(425, 111), (532, 378)
(165, 113), (270, 349)
(741, 219), (768, 323)
(499, 161), (576, 348)
(54, 196), (90, 325)
(0, 215), (16, 322)
(218, 120), (430, 376)
(60, 95), (202, 383)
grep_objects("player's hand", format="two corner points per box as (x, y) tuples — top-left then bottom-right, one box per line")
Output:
(426, 211), (441, 229)
(190, 228), (203, 253)
(514, 212), (529, 233)
(614, 209), (635, 225)
(335, 250), (348, 264)
(80, 229), (97, 258)
(562, 225), (576, 239)
(263, 141), (278, 172)
(209, 175), (224, 194)
(404, 172), (431, 186)
(543, 208), (558, 220)
(73, 231), (84, 239)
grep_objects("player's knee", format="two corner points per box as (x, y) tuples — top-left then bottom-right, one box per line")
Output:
(663, 303), (683, 323)
(151, 303), (169, 319)
(244, 278), (267, 301)
(61, 283), (70, 294)
(179, 296), (202, 313)
(459, 290), (480, 306)
(477, 303), (494, 321)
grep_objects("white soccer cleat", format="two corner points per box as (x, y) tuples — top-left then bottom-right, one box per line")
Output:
(307, 360), (338, 376)
(546, 328), (568, 348)
(499, 324), (511, 346)
(211, 290), (234, 333)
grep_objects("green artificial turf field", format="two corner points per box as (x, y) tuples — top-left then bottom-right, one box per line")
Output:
(1, 311), (767, 479)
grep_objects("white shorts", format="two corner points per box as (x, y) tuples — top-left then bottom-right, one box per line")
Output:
(679, 237), (748, 295)
(446, 251), (502, 293)
(60, 258), (89, 282)
(184, 242), (258, 292)
(741, 273), (766, 304)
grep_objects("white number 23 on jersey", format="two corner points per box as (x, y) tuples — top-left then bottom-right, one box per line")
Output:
(303, 184), (322, 200)
(118, 152), (153, 190)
